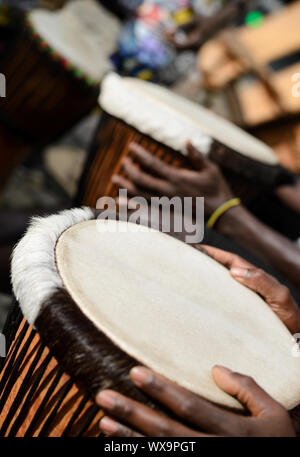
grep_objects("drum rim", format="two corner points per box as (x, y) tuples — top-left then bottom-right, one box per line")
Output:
(10, 207), (300, 413)
(77, 112), (294, 209)
(99, 73), (279, 166)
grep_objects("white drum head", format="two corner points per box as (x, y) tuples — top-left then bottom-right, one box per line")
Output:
(29, 0), (120, 82)
(100, 73), (278, 165)
(55, 219), (300, 410)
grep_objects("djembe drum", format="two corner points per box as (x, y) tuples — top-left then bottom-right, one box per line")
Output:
(0, 0), (120, 189)
(79, 73), (293, 208)
(1, 207), (300, 436)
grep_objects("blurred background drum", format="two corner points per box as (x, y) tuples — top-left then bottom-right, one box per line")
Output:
(79, 73), (293, 210)
(0, 0), (120, 190)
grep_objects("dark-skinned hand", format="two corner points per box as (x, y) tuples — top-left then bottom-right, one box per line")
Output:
(96, 365), (295, 437)
(112, 142), (233, 217)
(202, 245), (300, 335)
(96, 245), (299, 437)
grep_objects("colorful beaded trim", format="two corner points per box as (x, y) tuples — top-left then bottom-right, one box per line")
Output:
(25, 16), (100, 88)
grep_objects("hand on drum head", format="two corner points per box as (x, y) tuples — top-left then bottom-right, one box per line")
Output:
(96, 366), (295, 437)
(112, 142), (233, 217)
(202, 246), (300, 335)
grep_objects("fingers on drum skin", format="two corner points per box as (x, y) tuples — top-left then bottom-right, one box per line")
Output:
(122, 157), (175, 196)
(128, 143), (177, 181)
(112, 174), (154, 201)
(201, 245), (253, 271)
(99, 416), (143, 437)
(96, 389), (204, 437)
(186, 142), (209, 170)
(130, 367), (239, 435)
(212, 367), (284, 418)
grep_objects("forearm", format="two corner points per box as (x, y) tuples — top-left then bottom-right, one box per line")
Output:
(217, 205), (300, 289)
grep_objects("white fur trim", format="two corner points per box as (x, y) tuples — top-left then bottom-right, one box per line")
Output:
(11, 207), (94, 326)
(99, 73), (278, 165)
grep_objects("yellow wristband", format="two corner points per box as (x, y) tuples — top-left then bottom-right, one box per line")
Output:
(206, 198), (241, 229)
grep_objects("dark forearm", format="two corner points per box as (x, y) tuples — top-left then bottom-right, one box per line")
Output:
(217, 205), (300, 289)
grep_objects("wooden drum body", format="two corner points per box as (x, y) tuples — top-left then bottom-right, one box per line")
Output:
(0, 307), (102, 437)
(81, 112), (188, 205)
(79, 73), (293, 208)
(1, 208), (300, 436)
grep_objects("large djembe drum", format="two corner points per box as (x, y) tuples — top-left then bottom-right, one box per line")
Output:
(1, 207), (300, 436)
(0, 0), (120, 189)
(79, 73), (293, 208)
